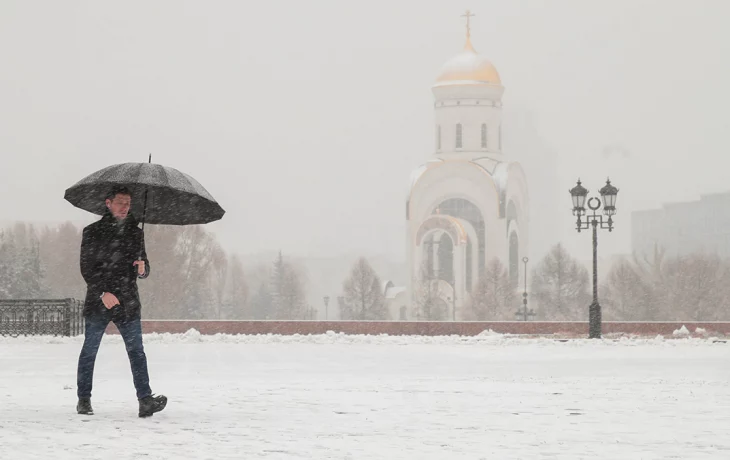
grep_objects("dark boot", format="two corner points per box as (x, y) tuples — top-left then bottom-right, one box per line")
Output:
(138, 394), (167, 418)
(77, 397), (93, 415)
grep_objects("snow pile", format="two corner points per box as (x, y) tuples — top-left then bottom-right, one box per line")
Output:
(477, 328), (501, 337)
(1, 328), (725, 348)
(181, 328), (203, 342)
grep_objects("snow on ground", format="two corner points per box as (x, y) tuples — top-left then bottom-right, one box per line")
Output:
(1, 331), (729, 459)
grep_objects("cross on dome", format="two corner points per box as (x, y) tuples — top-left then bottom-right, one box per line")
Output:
(461, 10), (475, 39)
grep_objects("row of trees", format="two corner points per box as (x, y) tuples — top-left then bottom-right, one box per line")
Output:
(602, 246), (730, 321)
(460, 243), (730, 321)
(3, 220), (730, 321)
(0, 222), (312, 320)
(335, 247), (589, 322)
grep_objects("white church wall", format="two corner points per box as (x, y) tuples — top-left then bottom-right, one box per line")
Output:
(386, 290), (408, 321)
(433, 84), (504, 159)
(433, 103), (503, 156)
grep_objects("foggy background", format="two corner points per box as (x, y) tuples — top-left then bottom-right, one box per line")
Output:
(1, 0), (729, 284)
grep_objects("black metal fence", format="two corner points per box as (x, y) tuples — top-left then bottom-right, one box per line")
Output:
(0, 299), (84, 337)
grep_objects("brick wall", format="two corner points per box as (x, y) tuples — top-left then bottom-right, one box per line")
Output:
(104, 321), (730, 337)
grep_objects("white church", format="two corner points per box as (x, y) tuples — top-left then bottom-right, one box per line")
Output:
(383, 15), (530, 320)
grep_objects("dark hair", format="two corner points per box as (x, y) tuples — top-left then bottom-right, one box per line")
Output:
(106, 185), (132, 201)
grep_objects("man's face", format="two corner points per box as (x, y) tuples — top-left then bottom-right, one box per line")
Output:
(105, 193), (131, 221)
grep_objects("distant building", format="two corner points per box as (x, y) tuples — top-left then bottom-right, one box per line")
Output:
(632, 191), (730, 258)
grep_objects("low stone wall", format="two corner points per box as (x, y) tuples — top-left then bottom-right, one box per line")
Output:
(105, 321), (730, 337)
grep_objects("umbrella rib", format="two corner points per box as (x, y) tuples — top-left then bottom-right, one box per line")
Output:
(95, 164), (123, 183)
(158, 163), (171, 189)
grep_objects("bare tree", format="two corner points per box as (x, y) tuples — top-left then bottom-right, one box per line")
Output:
(670, 254), (730, 320)
(136, 225), (186, 318)
(413, 262), (448, 321)
(340, 257), (387, 320)
(137, 224), (225, 319)
(531, 243), (591, 320)
(602, 258), (650, 320)
(177, 226), (226, 318)
(603, 246), (730, 321)
(468, 258), (515, 320)
(629, 244), (667, 320)
(209, 252), (230, 319)
(39, 222), (85, 299)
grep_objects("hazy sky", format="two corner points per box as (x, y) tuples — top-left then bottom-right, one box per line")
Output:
(1, 0), (729, 265)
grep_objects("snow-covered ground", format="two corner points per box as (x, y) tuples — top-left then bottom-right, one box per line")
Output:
(1, 330), (729, 459)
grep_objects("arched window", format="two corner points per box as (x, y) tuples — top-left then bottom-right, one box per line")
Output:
(432, 198), (486, 286)
(481, 124), (487, 149)
(455, 123), (463, 149)
(437, 232), (454, 284)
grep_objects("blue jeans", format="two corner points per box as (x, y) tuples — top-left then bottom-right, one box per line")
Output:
(76, 310), (152, 400)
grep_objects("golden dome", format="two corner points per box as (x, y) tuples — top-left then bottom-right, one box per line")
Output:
(435, 37), (501, 86)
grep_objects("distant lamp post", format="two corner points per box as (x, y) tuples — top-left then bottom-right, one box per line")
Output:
(515, 256), (535, 321)
(323, 296), (330, 320)
(569, 178), (619, 339)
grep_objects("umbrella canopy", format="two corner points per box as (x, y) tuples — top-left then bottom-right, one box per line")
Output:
(64, 162), (225, 225)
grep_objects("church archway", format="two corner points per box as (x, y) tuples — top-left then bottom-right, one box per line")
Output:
(432, 197), (485, 286)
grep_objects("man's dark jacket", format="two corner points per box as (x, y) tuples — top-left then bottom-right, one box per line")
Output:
(80, 211), (150, 319)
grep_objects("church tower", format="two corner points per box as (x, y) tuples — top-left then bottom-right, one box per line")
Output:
(432, 11), (505, 161)
(400, 12), (530, 321)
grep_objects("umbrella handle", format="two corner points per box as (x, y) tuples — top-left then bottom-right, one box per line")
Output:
(139, 187), (148, 260)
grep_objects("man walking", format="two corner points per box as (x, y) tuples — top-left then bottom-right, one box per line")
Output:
(76, 185), (167, 417)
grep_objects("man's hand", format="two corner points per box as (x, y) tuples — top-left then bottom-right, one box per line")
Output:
(133, 260), (145, 276)
(101, 292), (120, 310)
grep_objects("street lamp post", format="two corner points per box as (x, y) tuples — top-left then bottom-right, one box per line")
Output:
(569, 178), (619, 339)
(515, 256), (535, 321)
(323, 296), (330, 321)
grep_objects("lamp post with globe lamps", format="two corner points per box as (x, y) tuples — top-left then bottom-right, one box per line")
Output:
(569, 178), (619, 339)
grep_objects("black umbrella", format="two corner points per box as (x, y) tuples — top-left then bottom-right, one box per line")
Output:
(64, 155), (225, 226)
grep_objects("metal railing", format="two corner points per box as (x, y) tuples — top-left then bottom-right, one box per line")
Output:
(0, 299), (84, 337)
